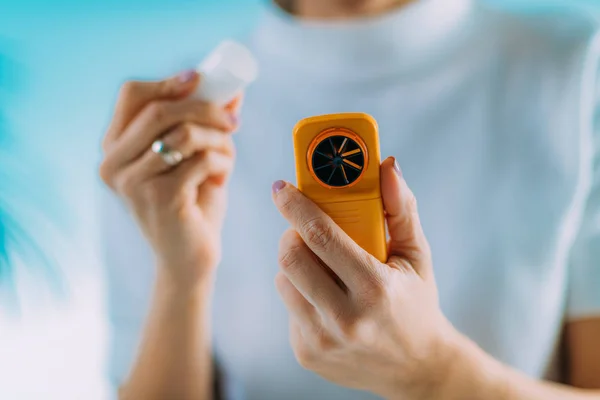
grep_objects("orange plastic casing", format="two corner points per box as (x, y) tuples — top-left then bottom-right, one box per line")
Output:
(293, 113), (387, 262)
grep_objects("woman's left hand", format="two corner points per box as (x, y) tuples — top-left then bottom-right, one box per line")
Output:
(272, 156), (460, 399)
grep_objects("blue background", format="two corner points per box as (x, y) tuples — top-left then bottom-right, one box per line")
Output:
(0, 0), (599, 286)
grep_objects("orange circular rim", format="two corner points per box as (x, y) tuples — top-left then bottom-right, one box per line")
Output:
(307, 127), (369, 189)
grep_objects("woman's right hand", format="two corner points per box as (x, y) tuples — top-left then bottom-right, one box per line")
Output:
(100, 70), (239, 290)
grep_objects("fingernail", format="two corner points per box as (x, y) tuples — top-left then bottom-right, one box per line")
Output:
(272, 180), (286, 194)
(392, 157), (402, 177)
(177, 69), (197, 83)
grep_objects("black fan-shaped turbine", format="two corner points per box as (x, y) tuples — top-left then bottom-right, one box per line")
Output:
(311, 135), (365, 187)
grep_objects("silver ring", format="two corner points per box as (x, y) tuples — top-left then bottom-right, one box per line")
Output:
(151, 140), (183, 166)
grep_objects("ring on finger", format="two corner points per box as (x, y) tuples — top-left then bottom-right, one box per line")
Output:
(151, 139), (184, 166)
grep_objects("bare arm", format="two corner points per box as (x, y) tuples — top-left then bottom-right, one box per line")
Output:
(268, 162), (600, 400)
(440, 319), (600, 400)
(119, 273), (214, 400)
(99, 71), (239, 400)
(567, 318), (600, 389)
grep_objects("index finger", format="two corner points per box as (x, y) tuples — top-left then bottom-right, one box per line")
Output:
(272, 180), (384, 292)
(103, 70), (200, 150)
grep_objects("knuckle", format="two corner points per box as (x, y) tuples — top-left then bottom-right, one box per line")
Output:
(274, 271), (287, 291)
(355, 280), (389, 317)
(337, 316), (360, 341)
(222, 135), (236, 155)
(101, 136), (111, 153)
(146, 101), (169, 124)
(420, 239), (433, 260)
(407, 192), (419, 213)
(98, 160), (114, 188)
(302, 218), (332, 251)
(359, 275), (387, 303)
(278, 242), (304, 275)
(294, 342), (315, 369)
(404, 240), (426, 263)
(171, 123), (195, 147)
(156, 79), (172, 95)
(311, 327), (334, 353)
(279, 228), (300, 249)
(118, 80), (139, 100)
(205, 151), (222, 170)
(355, 249), (375, 271)
(326, 305), (348, 328)
(113, 172), (137, 199)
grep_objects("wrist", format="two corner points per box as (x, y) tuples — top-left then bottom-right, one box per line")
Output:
(382, 326), (510, 400)
(379, 321), (468, 400)
(434, 331), (510, 400)
(156, 257), (217, 295)
(155, 264), (216, 305)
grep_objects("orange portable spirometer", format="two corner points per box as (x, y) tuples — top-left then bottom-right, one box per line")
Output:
(293, 113), (388, 262)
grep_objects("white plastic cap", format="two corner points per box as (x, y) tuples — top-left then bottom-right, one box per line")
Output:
(195, 40), (259, 105)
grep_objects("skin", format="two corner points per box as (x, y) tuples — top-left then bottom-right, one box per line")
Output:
(100, 71), (239, 399)
(276, 0), (415, 19)
(271, 161), (600, 399)
(99, 0), (600, 398)
(273, 1), (600, 395)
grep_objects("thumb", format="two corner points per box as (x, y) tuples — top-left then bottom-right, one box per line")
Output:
(381, 157), (432, 277)
(103, 69), (200, 149)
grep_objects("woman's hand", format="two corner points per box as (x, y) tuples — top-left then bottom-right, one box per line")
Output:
(271, 156), (460, 399)
(100, 70), (239, 290)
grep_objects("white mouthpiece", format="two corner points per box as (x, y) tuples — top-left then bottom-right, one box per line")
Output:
(195, 40), (259, 105)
